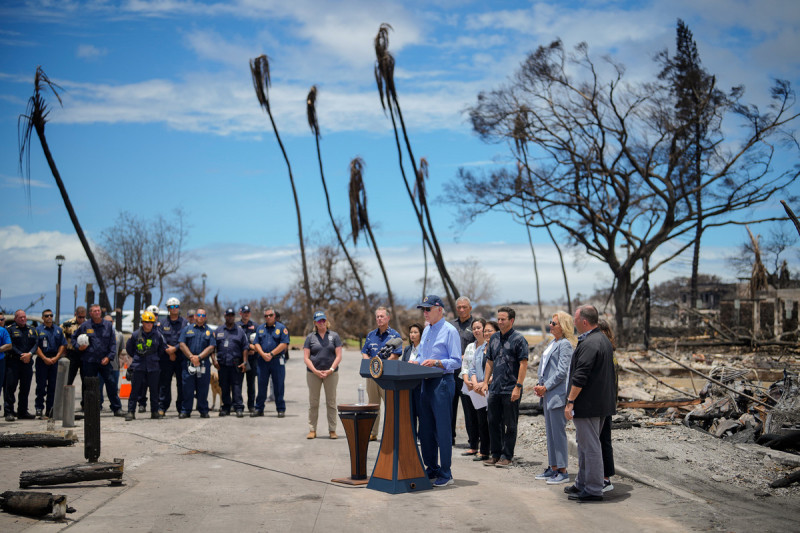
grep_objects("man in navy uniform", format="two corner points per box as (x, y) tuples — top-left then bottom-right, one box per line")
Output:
(158, 297), (187, 417)
(74, 304), (124, 416)
(178, 308), (216, 418)
(252, 307), (289, 418)
(361, 306), (402, 441)
(236, 305), (258, 413)
(215, 308), (249, 417)
(4, 309), (39, 421)
(416, 295), (462, 487)
(124, 310), (166, 420)
(35, 309), (67, 418)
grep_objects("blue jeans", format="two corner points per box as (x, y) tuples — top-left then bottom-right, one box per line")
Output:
(218, 365), (244, 412)
(181, 360), (210, 415)
(35, 356), (59, 413)
(418, 373), (455, 480)
(4, 357), (33, 415)
(255, 357), (285, 412)
(83, 361), (122, 412)
(129, 370), (160, 413)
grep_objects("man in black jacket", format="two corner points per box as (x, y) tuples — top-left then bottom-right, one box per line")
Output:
(563, 304), (615, 502)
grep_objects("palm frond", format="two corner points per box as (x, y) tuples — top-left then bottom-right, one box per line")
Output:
(374, 23), (396, 112)
(348, 157), (367, 245)
(18, 66), (62, 206)
(250, 54), (271, 110)
(306, 85), (319, 137)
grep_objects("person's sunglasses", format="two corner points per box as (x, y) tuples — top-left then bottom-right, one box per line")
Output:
(168, 305), (179, 309)
(421, 307), (432, 312)
(196, 313), (206, 317)
(77, 316), (86, 320)
(43, 314), (53, 318)
(264, 313), (275, 317)
(550, 320), (558, 326)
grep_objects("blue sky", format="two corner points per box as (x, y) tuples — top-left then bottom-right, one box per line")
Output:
(1, 0), (799, 312)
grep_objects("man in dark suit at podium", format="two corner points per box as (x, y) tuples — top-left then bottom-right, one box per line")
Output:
(416, 295), (463, 487)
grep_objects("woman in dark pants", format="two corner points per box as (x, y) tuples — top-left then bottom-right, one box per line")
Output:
(402, 323), (423, 438)
(597, 318), (618, 492)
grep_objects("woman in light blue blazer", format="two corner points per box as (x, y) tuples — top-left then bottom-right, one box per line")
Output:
(533, 310), (577, 484)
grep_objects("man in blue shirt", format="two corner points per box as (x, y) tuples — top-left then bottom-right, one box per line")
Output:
(215, 308), (249, 417)
(236, 305), (258, 413)
(252, 307), (289, 418)
(0, 314), (11, 409)
(74, 304), (123, 416)
(416, 295), (463, 487)
(480, 306), (529, 468)
(361, 306), (402, 441)
(178, 308), (216, 418)
(158, 297), (187, 417)
(35, 309), (67, 418)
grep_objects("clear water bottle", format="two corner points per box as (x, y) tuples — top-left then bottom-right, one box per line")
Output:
(357, 382), (366, 405)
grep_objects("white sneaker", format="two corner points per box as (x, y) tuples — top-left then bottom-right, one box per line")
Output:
(603, 479), (614, 492)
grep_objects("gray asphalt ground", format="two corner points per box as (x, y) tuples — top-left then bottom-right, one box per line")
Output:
(2, 349), (715, 532)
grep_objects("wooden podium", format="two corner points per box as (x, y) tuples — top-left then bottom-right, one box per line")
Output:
(359, 359), (442, 494)
(332, 403), (379, 485)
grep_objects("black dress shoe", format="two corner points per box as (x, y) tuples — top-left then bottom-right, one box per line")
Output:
(200, 412), (210, 418)
(151, 412), (161, 419)
(4, 415), (15, 422)
(17, 412), (36, 420)
(179, 412), (190, 419)
(138, 405), (147, 413)
(125, 412), (135, 421)
(277, 412), (285, 418)
(219, 411), (229, 417)
(235, 410), (244, 418)
(113, 410), (125, 417)
(250, 410), (264, 417)
(564, 484), (580, 494)
(35, 409), (43, 417)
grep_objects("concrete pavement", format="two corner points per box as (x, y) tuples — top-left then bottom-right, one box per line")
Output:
(1, 348), (692, 532)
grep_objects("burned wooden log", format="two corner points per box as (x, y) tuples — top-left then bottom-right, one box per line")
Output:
(0, 490), (74, 519)
(619, 398), (701, 409)
(83, 375), (101, 463)
(756, 431), (800, 452)
(19, 458), (124, 488)
(769, 469), (800, 489)
(0, 431), (78, 448)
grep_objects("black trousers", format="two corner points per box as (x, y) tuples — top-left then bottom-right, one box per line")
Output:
(600, 414), (615, 477)
(487, 393), (520, 460)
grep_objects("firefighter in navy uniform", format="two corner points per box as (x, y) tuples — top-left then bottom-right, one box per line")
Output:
(124, 311), (166, 420)
(235, 305), (258, 413)
(158, 297), (187, 417)
(73, 304), (123, 416)
(34, 309), (67, 418)
(215, 308), (249, 417)
(252, 307), (289, 418)
(4, 310), (39, 421)
(178, 308), (216, 418)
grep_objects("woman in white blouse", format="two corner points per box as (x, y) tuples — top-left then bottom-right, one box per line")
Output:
(463, 318), (490, 460)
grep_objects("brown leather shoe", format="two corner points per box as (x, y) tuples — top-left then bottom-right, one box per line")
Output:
(329, 431), (338, 439)
(306, 431), (316, 439)
(483, 457), (499, 466)
(495, 458), (512, 468)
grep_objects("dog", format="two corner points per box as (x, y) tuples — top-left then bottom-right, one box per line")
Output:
(209, 370), (221, 411)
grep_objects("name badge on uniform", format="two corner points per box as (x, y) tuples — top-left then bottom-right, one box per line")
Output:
(224, 340), (229, 348)
(43, 339), (49, 349)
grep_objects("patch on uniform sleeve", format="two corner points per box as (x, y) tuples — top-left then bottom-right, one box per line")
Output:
(87, 329), (94, 334)
(283, 328), (288, 335)
(206, 330), (210, 336)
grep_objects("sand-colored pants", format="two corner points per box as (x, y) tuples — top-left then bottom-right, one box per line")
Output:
(367, 377), (385, 437)
(307, 370), (339, 433)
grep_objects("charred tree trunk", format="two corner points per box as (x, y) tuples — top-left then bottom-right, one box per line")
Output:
(19, 458), (124, 488)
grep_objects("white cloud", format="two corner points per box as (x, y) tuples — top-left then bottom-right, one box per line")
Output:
(1, 176), (52, 188)
(76, 44), (107, 59)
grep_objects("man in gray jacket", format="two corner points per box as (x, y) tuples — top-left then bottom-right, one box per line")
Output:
(563, 304), (616, 502)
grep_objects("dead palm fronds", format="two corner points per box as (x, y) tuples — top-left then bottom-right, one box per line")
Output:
(349, 157), (400, 331)
(306, 86), (370, 316)
(746, 226), (768, 298)
(250, 54), (312, 320)
(374, 23), (458, 309)
(18, 66), (111, 311)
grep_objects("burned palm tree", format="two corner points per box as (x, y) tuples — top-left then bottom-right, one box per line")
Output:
(374, 23), (458, 309)
(349, 157), (400, 331)
(18, 66), (111, 311)
(307, 86), (370, 315)
(251, 54), (312, 320)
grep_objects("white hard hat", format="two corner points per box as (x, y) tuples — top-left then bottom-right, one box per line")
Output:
(166, 297), (180, 307)
(146, 305), (159, 315)
(77, 334), (90, 348)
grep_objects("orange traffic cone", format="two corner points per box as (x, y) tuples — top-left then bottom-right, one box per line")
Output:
(119, 363), (132, 399)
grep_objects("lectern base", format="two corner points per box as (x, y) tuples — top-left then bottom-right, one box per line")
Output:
(367, 474), (431, 493)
